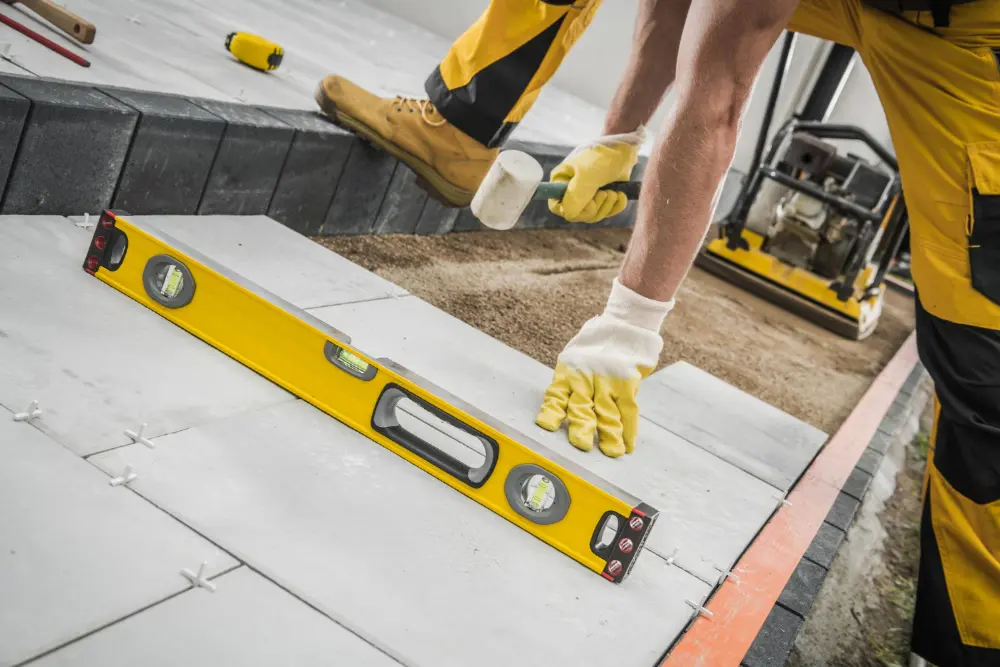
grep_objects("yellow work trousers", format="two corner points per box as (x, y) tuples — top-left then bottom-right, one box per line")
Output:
(425, 0), (603, 147)
(428, 1), (1000, 664)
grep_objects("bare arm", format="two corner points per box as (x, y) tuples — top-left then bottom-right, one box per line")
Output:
(619, 0), (801, 302)
(603, 0), (691, 135)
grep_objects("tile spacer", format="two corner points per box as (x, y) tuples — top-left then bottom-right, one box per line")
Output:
(713, 564), (741, 585)
(665, 546), (680, 566)
(776, 495), (793, 508)
(124, 423), (155, 449)
(685, 599), (714, 619)
(13, 400), (42, 422)
(181, 561), (216, 592)
(109, 465), (138, 487)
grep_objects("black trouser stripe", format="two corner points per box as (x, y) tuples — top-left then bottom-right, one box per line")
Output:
(426, 14), (567, 148)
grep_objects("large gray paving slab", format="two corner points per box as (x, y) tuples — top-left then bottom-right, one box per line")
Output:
(31, 567), (399, 667)
(0, 407), (238, 667)
(641, 361), (828, 491)
(130, 215), (407, 309)
(308, 295), (782, 583)
(89, 400), (711, 667)
(0, 215), (293, 456)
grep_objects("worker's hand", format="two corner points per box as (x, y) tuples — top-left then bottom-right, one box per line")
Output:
(535, 278), (674, 457)
(548, 127), (644, 224)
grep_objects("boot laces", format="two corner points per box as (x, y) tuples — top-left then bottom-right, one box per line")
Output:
(391, 96), (446, 127)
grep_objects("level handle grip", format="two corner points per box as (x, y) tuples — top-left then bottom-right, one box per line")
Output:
(13, 0), (96, 43)
(535, 180), (642, 202)
(371, 385), (498, 489)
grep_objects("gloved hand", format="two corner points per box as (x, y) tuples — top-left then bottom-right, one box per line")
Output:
(536, 277), (674, 457)
(547, 127), (645, 224)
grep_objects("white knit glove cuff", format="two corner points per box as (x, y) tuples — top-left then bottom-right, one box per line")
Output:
(557, 278), (675, 379)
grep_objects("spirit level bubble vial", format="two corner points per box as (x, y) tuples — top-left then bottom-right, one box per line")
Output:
(82, 211), (659, 583)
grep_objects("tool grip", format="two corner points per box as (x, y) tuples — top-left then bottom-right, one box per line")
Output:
(371, 385), (498, 489)
(535, 180), (642, 202)
(16, 0), (96, 44)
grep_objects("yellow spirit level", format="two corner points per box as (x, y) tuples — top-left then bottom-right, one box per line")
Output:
(82, 212), (659, 583)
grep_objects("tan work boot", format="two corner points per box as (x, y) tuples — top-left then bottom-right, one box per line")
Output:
(315, 75), (498, 208)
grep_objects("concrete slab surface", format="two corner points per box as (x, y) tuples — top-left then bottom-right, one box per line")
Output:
(89, 400), (711, 667)
(0, 407), (238, 667)
(641, 361), (828, 491)
(309, 295), (782, 584)
(130, 215), (407, 308)
(0, 215), (293, 456)
(0, 0), (608, 148)
(30, 567), (400, 667)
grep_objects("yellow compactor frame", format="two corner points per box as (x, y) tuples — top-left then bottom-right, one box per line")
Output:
(82, 211), (657, 583)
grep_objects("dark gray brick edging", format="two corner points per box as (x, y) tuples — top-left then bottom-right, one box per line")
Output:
(0, 73), (641, 233)
(740, 361), (928, 667)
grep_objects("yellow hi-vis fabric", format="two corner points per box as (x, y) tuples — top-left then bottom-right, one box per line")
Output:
(439, 0), (602, 126)
(788, 0), (1000, 330)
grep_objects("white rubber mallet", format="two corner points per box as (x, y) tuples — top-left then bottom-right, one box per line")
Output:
(470, 150), (642, 230)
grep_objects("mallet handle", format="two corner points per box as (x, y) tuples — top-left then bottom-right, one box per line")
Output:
(535, 180), (642, 201)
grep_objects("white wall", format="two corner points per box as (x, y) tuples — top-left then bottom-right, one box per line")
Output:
(360, 0), (893, 174)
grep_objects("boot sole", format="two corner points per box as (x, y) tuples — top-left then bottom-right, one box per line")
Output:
(314, 84), (474, 208)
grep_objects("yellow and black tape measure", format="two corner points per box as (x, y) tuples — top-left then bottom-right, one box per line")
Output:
(225, 31), (283, 71)
(81, 211), (660, 584)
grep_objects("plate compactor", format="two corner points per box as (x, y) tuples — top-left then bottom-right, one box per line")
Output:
(697, 120), (909, 340)
(696, 34), (909, 341)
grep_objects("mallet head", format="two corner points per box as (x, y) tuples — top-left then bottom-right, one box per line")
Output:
(471, 150), (544, 230)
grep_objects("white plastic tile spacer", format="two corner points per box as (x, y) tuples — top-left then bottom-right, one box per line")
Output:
(713, 565), (741, 585)
(109, 465), (138, 487)
(776, 495), (793, 508)
(13, 400), (42, 422)
(665, 546), (680, 566)
(181, 561), (216, 592)
(124, 423), (155, 449)
(684, 599), (714, 619)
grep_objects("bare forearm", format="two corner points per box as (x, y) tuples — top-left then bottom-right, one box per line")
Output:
(603, 0), (689, 135)
(619, 0), (800, 303)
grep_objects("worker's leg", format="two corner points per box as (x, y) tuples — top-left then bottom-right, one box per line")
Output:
(317, 0), (601, 207)
(837, 2), (1000, 662)
(426, 0), (602, 148)
(911, 301), (1000, 667)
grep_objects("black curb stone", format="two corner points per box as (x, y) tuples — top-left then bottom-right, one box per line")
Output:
(0, 75), (138, 215)
(321, 140), (397, 235)
(415, 197), (460, 235)
(841, 466), (874, 502)
(373, 162), (428, 235)
(825, 491), (861, 532)
(741, 604), (804, 667)
(803, 521), (846, 569)
(0, 85), (29, 203)
(856, 447), (884, 476)
(0, 75), (640, 236)
(99, 87), (225, 215)
(262, 108), (354, 235)
(777, 558), (829, 618)
(191, 99), (295, 216)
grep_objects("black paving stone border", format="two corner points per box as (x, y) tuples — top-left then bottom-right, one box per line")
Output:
(191, 99), (294, 216)
(0, 74), (642, 233)
(100, 87), (225, 215)
(0, 75), (138, 215)
(740, 362), (928, 667)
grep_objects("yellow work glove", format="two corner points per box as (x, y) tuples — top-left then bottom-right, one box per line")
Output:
(536, 278), (674, 457)
(548, 127), (644, 224)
